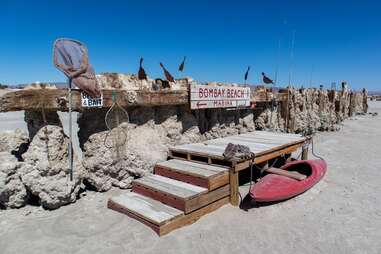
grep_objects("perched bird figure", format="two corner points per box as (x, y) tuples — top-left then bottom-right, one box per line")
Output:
(244, 66), (251, 82)
(262, 72), (274, 84)
(160, 62), (175, 82)
(138, 57), (147, 80)
(178, 56), (186, 72)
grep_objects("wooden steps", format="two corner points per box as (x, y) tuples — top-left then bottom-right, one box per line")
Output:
(154, 159), (229, 190)
(108, 193), (229, 236)
(108, 192), (183, 226)
(132, 174), (229, 213)
(109, 159), (231, 235)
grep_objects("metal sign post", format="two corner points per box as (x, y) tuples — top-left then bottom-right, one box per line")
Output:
(68, 78), (73, 181)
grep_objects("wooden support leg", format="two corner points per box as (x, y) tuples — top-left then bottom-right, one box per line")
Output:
(229, 170), (239, 206)
(302, 144), (309, 160)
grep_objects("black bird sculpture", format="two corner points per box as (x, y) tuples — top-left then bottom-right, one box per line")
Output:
(262, 72), (274, 84)
(244, 66), (251, 82)
(138, 57), (147, 80)
(160, 62), (175, 82)
(178, 56), (186, 72)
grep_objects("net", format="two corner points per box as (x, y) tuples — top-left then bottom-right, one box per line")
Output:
(104, 91), (130, 161)
(53, 38), (100, 98)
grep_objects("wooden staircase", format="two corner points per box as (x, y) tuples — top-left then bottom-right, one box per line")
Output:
(108, 159), (230, 236)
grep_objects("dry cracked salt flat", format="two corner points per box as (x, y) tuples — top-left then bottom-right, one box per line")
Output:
(0, 99), (380, 254)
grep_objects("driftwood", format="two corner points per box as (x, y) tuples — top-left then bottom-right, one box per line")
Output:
(0, 88), (288, 112)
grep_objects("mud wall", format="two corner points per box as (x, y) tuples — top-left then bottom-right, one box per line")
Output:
(0, 87), (368, 209)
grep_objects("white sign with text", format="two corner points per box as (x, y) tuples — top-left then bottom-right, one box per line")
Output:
(190, 85), (250, 109)
(81, 92), (103, 108)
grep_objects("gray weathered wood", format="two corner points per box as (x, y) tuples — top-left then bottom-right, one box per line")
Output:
(133, 175), (208, 200)
(170, 130), (307, 162)
(109, 192), (183, 225)
(156, 159), (228, 178)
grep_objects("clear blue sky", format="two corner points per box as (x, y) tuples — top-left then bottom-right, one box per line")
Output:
(1, 0), (380, 90)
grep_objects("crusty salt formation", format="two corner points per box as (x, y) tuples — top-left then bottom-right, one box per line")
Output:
(0, 152), (29, 208)
(19, 125), (84, 209)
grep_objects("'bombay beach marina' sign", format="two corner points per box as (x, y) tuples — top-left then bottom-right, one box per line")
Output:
(190, 84), (251, 109)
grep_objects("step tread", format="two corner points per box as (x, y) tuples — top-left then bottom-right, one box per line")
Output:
(133, 174), (208, 200)
(108, 192), (183, 225)
(156, 159), (229, 178)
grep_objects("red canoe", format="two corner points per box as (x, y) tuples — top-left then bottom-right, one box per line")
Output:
(250, 159), (327, 202)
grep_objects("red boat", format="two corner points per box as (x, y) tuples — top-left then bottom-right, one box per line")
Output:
(250, 159), (327, 202)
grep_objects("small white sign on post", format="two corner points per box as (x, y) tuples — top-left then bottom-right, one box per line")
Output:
(81, 92), (103, 108)
(190, 85), (251, 109)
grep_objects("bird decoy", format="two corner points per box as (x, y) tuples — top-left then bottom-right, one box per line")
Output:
(178, 56), (186, 72)
(138, 57), (147, 80)
(262, 72), (274, 84)
(244, 66), (251, 83)
(160, 62), (175, 82)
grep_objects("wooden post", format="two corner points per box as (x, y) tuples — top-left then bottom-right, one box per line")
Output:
(229, 167), (239, 206)
(301, 143), (309, 160)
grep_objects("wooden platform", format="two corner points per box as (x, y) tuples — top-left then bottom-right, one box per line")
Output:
(169, 131), (308, 171)
(108, 130), (309, 235)
(169, 131), (308, 206)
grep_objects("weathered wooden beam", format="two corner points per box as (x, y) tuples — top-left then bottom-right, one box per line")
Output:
(0, 89), (189, 112)
(0, 88), (288, 112)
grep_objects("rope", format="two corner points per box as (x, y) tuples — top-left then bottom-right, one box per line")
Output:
(311, 137), (325, 161)
(104, 91), (129, 160)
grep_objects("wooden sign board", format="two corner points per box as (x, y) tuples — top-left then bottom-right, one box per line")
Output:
(190, 85), (250, 109)
(81, 92), (103, 108)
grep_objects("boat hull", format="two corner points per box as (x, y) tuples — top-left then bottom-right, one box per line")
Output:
(250, 159), (327, 202)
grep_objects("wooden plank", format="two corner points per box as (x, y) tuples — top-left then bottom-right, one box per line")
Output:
(236, 135), (304, 144)
(251, 143), (302, 168)
(229, 169), (239, 206)
(240, 131), (303, 139)
(207, 139), (275, 153)
(133, 175), (208, 200)
(155, 160), (229, 191)
(154, 166), (210, 189)
(265, 167), (307, 180)
(0, 88), (289, 112)
(107, 192), (183, 225)
(133, 182), (229, 214)
(185, 185), (230, 214)
(0, 88), (188, 112)
(219, 136), (285, 146)
(159, 196), (230, 236)
(209, 172), (230, 190)
(132, 184), (187, 211)
(302, 144), (309, 160)
(156, 159), (228, 178)
(171, 144), (225, 157)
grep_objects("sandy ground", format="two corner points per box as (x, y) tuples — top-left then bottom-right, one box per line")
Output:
(0, 100), (380, 254)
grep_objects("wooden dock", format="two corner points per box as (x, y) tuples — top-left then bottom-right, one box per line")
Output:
(108, 130), (309, 236)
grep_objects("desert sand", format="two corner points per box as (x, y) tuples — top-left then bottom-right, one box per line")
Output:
(0, 101), (380, 254)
